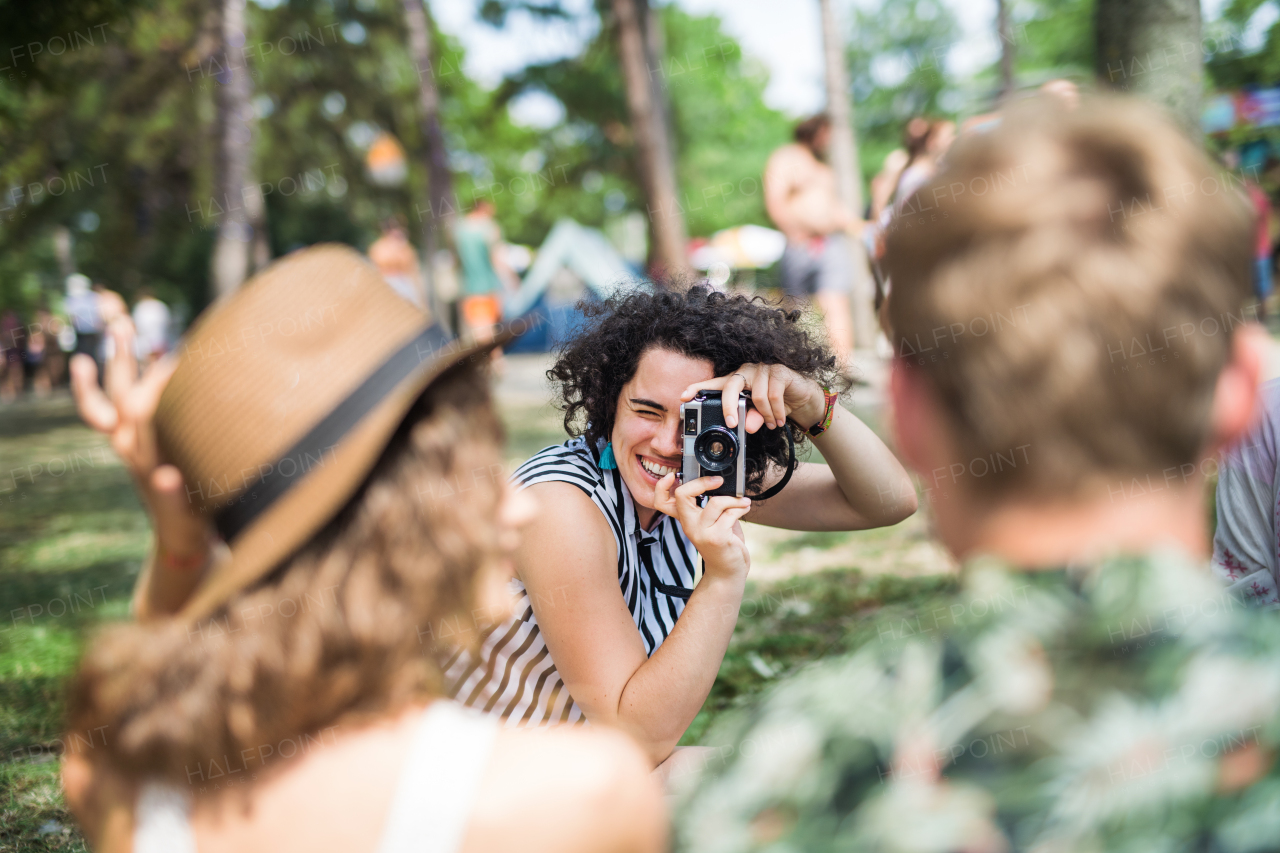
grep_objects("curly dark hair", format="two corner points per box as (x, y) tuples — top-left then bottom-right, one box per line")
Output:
(549, 285), (845, 496)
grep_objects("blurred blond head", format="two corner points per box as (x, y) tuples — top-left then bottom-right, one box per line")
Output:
(884, 95), (1254, 498)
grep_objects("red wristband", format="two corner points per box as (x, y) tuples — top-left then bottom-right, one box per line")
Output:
(159, 548), (209, 572)
(806, 386), (838, 437)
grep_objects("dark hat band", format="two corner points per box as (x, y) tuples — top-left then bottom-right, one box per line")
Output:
(214, 323), (454, 543)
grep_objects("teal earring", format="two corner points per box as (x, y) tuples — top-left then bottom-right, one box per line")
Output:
(598, 443), (618, 470)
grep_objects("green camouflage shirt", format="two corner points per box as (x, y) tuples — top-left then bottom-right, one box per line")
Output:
(676, 549), (1280, 853)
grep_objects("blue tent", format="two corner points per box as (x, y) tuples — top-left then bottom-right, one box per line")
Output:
(504, 219), (648, 352)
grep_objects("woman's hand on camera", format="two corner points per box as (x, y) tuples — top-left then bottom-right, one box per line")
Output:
(652, 472), (750, 581)
(71, 318), (213, 574)
(680, 363), (826, 434)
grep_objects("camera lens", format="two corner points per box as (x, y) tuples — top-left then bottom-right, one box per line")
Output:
(694, 426), (738, 472)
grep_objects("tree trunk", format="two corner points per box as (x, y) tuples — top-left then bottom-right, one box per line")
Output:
(612, 0), (689, 279)
(819, 0), (875, 350)
(52, 226), (75, 276)
(1095, 0), (1202, 139)
(210, 0), (256, 299)
(997, 0), (1015, 100)
(644, 2), (680, 252)
(248, 168), (271, 272)
(402, 0), (455, 317)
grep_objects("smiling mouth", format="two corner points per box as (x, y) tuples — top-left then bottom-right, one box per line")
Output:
(638, 456), (679, 479)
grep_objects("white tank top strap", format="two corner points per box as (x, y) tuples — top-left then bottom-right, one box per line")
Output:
(375, 700), (500, 853)
(133, 781), (197, 853)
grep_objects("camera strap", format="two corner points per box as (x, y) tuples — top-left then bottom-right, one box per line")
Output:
(752, 423), (796, 501)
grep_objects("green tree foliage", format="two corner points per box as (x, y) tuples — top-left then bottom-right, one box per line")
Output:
(1, 0), (805, 324)
(845, 0), (959, 176)
(500, 2), (791, 239)
(847, 0), (1095, 183)
(1015, 0), (1094, 79)
(967, 0), (1094, 96)
(0, 0), (550, 318)
(0, 0), (212, 314)
(660, 7), (791, 235)
(1204, 0), (1280, 89)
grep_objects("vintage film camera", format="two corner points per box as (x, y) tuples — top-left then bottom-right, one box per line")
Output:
(680, 389), (749, 498)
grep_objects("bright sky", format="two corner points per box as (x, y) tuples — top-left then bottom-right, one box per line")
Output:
(430, 0), (1234, 125)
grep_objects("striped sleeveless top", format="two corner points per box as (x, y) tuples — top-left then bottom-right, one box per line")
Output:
(443, 437), (700, 725)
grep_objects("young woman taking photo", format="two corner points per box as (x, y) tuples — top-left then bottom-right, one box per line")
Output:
(62, 246), (665, 853)
(443, 287), (916, 774)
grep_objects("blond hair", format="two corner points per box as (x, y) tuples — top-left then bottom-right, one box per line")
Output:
(885, 96), (1254, 497)
(67, 363), (504, 787)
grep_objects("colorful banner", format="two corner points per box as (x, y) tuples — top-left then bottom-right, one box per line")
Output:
(1204, 88), (1280, 132)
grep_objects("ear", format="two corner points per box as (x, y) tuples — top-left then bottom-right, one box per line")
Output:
(889, 359), (942, 477)
(1207, 324), (1270, 455)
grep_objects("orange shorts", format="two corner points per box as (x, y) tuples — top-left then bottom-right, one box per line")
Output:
(461, 294), (502, 328)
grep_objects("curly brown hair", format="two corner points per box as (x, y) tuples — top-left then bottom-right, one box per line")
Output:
(67, 362), (506, 788)
(549, 285), (844, 496)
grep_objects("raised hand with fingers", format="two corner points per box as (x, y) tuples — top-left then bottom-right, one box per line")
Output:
(652, 472), (751, 581)
(70, 317), (213, 619)
(679, 362), (828, 436)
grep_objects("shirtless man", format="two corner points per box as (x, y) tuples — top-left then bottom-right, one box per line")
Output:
(764, 113), (862, 365)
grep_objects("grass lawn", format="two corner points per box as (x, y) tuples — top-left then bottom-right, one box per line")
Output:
(0, 389), (949, 851)
(0, 395), (139, 852)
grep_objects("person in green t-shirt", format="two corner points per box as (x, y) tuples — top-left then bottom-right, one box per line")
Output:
(454, 200), (516, 355)
(675, 95), (1280, 852)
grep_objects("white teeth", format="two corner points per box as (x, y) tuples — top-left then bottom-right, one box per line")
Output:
(639, 458), (675, 477)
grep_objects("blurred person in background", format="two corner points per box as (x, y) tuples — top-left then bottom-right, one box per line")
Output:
(0, 308), (24, 402)
(1213, 376), (1280, 605)
(678, 97), (1280, 851)
(369, 217), (426, 310)
(63, 247), (665, 853)
(1212, 166), (1280, 605)
(866, 118), (958, 332)
(26, 303), (64, 397)
(131, 287), (171, 369)
(455, 200), (518, 360)
(868, 117), (930, 222)
(764, 113), (863, 368)
(891, 118), (955, 206)
(65, 274), (103, 375)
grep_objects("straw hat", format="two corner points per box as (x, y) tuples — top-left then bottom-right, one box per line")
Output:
(154, 244), (509, 622)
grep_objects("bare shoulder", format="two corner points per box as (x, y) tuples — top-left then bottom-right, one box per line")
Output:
(525, 479), (601, 517)
(521, 480), (614, 555)
(464, 726), (666, 853)
(61, 754), (138, 853)
(765, 143), (808, 176)
(881, 147), (909, 173)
